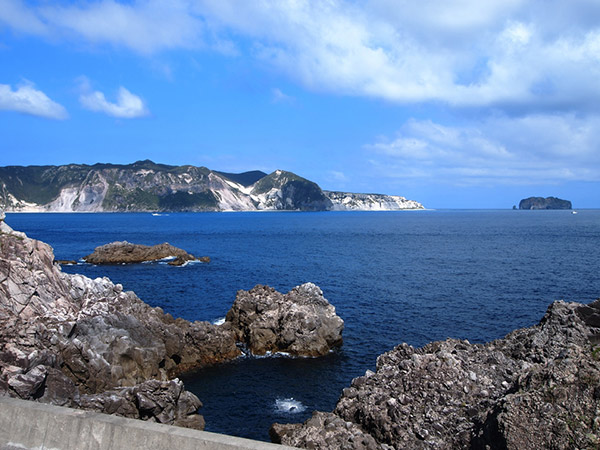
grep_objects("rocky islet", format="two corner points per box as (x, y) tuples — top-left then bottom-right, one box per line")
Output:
(226, 283), (344, 357)
(518, 196), (572, 210)
(83, 241), (210, 266)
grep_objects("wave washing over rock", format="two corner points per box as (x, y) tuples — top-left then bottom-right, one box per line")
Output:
(271, 298), (600, 449)
(0, 211), (343, 430)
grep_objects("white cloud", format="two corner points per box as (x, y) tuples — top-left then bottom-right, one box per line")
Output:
(79, 85), (149, 118)
(366, 115), (600, 186)
(3, 1), (600, 110)
(195, 0), (600, 109)
(39, 0), (205, 54)
(0, 82), (68, 119)
(0, 0), (49, 36)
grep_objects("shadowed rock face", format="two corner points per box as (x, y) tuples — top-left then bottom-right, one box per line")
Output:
(226, 283), (344, 357)
(0, 216), (239, 429)
(83, 241), (209, 266)
(272, 300), (600, 449)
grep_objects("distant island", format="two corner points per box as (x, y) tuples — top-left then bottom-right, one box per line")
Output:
(518, 196), (572, 210)
(0, 160), (424, 212)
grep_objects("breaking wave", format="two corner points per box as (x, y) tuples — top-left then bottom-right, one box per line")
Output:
(212, 317), (226, 325)
(274, 398), (306, 414)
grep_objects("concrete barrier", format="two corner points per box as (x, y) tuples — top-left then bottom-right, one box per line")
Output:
(0, 396), (298, 450)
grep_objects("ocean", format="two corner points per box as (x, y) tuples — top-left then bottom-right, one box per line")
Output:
(6, 209), (600, 441)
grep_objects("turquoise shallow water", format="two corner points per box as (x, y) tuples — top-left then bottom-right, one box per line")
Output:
(6, 209), (600, 440)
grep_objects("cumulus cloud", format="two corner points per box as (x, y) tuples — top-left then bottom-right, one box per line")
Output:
(0, 82), (68, 119)
(194, 0), (600, 110)
(3, 1), (600, 111)
(367, 115), (600, 186)
(79, 85), (149, 118)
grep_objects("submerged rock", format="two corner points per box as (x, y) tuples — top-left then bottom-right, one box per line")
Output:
(83, 241), (208, 265)
(54, 259), (78, 265)
(226, 283), (344, 357)
(272, 299), (600, 449)
(0, 220), (239, 429)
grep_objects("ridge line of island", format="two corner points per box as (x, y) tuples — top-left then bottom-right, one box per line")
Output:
(0, 160), (424, 212)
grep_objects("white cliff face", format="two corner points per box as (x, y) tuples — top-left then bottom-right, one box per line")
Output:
(46, 182), (108, 212)
(0, 164), (425, 212)
(206, 173), (258, 211)
(250, 170), (291, 210)
(325, 191), (424, 211)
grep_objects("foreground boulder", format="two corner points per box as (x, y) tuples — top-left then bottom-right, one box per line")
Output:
(0, 216), (239, 429)
(83, 241), (209, 265)
(226, 284), (344, 357)
(272, 299), (600, 449)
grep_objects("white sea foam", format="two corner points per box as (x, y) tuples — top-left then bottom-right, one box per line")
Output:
(274, 398), (306, 414)
(212, 317), (226, 325)
(252, 351), (292, 359)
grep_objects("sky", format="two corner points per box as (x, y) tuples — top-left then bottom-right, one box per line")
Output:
(1, 0), (599, 208)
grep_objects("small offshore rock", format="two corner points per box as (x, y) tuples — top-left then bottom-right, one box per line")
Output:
(83, 241), (208, 265)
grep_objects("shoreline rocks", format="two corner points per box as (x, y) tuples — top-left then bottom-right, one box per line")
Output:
(0, 220), (238, 429)
(83, 241), (209, 266)
(1, 214), (344, 431)
(226, 284), (344, 357)
(271, 299), (600, 449)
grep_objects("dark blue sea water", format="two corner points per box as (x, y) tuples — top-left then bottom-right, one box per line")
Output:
(5, 210), (600, 441)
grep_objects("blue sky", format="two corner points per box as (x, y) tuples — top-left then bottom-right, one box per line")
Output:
(1, 0), (599, 208)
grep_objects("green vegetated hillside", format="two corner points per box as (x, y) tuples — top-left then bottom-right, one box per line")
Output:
(0, 160), (424, 212)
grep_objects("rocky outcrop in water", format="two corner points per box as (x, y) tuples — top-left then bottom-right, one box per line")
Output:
(0, 215), (239, 429)
(226, 284), (344, 357)
(83, 241), (209, 266)
(518, 196), (572, 210)
(271, 299), (600, 449)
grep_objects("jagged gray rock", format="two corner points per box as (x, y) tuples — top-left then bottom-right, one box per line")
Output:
(79, 378), (205, 430)
(272, 300), (600, 449)
(0, 219), (240, 429)
(226, 283), (344, 357)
